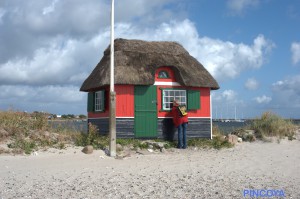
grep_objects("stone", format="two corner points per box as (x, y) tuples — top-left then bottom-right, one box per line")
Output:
(82, 145), (93, 154)
(43, 131), (51, 138)
(226, 134), (239, 145)
(50, 133), (59, 142)
(160, 148), (166, 153)
(245, 130), (255, 135)
(157, 142), (165, 149)
(104, 148), (110, 155)
(237, 137), (243, 143)
(232, 129), (256, 142)
(147, 149), (154, 153)
(116, 144), (123, 151)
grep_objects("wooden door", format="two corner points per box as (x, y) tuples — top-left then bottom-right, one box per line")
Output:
(134, 86), (157, 138)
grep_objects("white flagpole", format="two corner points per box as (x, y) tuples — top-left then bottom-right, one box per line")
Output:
(110, 0), (114, 93)
(109, 0), (116, 157)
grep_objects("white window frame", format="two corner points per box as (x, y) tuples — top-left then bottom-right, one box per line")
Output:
(158, 70), (170, 78)
(162, 89), (186, 111)
(94, 91), (104, 112)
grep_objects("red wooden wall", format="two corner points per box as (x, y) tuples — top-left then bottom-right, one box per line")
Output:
(155, 67), (210, 118)
(88, 85), (134, 118)
(88, 66), (211, 118)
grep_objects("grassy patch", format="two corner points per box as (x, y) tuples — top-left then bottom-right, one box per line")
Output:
(188, 136), (233, 150)
(187, 125), (233, 149)
(1, 110), (234, 154)
(0, 110), (81, 154)
(8, 139), (36, 154)
(251, 112), (296, 140)
(74, 123), (109, 150)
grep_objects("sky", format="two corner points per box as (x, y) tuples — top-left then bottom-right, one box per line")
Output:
(0, 0), (300, 119)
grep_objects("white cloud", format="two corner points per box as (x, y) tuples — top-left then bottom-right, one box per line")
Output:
(0, 85), (85, 114)
(227, 0), (259, 15)
(0, 8), (5, 24)
(42, 0), (59, 15)
(254, 95), (272, 104)
(268, 76), (300, 118)
(212, 89), (238, 103)
(272, 80), (284, 86)
(291, 42), (300, 65)
(0, 0), (182, 64)
(112, 20), (275, 83)
(0, 18), (275, 115)
(272, 76), (300, 108)
(0, 36), (105, 86)
(272, 76), (300, 91)
(245, 78), (259, 90)
(211, 89), (248, 119)
(0, 1), (277, 115)
(222, 90), (238, 101)
(0, 85), (84, 103)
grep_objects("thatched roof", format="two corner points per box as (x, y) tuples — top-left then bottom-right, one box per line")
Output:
(80, 38), (219, 91)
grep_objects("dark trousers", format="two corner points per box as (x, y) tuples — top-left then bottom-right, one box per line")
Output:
(177, 122), (187, 149)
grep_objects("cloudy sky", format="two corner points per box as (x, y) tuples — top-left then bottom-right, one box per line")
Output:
(0, 0), (300, 119)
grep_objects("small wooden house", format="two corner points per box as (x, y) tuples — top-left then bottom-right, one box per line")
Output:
(80, 39), (219, 139)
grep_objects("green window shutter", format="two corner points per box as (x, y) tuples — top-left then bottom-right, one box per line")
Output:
(187, 90), (200, 110)
(87, 92), (94, 112)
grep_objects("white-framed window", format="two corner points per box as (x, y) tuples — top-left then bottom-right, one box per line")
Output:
(158, 70), (170, 78)
(95, 91), (104, 111)
(162, 89), (186, 110)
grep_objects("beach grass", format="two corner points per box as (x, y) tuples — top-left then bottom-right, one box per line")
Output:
(2, 110), (296, 154)
(0, 110), (232, 154)
(251, 111), (296, 140)
(188, 126), (233, 149)
(0, 110), (80, 154)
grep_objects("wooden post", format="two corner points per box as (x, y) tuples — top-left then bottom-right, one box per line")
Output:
(109, 0), (116, 157)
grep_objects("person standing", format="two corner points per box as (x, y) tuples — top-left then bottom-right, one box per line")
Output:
(172, 100), (188, 149)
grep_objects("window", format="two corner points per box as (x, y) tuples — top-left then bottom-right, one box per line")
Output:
(87, 90), (105, 112)
(95, 91), (105, 111)
(162, 89), (186, 110)
(161, 89), (201, 111)
(158, 70), (170, 78)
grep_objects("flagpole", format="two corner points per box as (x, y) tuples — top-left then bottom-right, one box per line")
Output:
(109, 0), (116, 157)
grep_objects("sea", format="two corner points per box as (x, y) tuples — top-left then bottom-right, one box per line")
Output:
(214, 119), (300, 134)
(49, 119), (300, 135)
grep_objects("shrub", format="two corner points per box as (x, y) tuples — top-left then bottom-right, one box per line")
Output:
(0, 110), (81, 154)
(75, 123), (109, 149)
(188, 136), (232, 150)
(0, 110), (235, 154)
(251, 112), (296, 139)
(8, 139), (36, 154)
(212, 125), (224, 137)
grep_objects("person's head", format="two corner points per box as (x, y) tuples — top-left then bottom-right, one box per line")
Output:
(173, 99), (179, 106)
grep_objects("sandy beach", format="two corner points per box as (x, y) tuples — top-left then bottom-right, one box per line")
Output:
(0, 138), (299, 199)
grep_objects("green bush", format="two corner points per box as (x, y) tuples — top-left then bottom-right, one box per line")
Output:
(0, 110), (81, 154)
(188, 136), (232, 150)
(8, 139), (36, 154)
(251, 112), (296, 139)
(75, 123), (109, 149)
(0, 110), (235, 154)
(212, 125), (224, 137)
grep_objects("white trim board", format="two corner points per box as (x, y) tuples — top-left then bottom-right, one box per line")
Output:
(154, 81), (181, 86)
